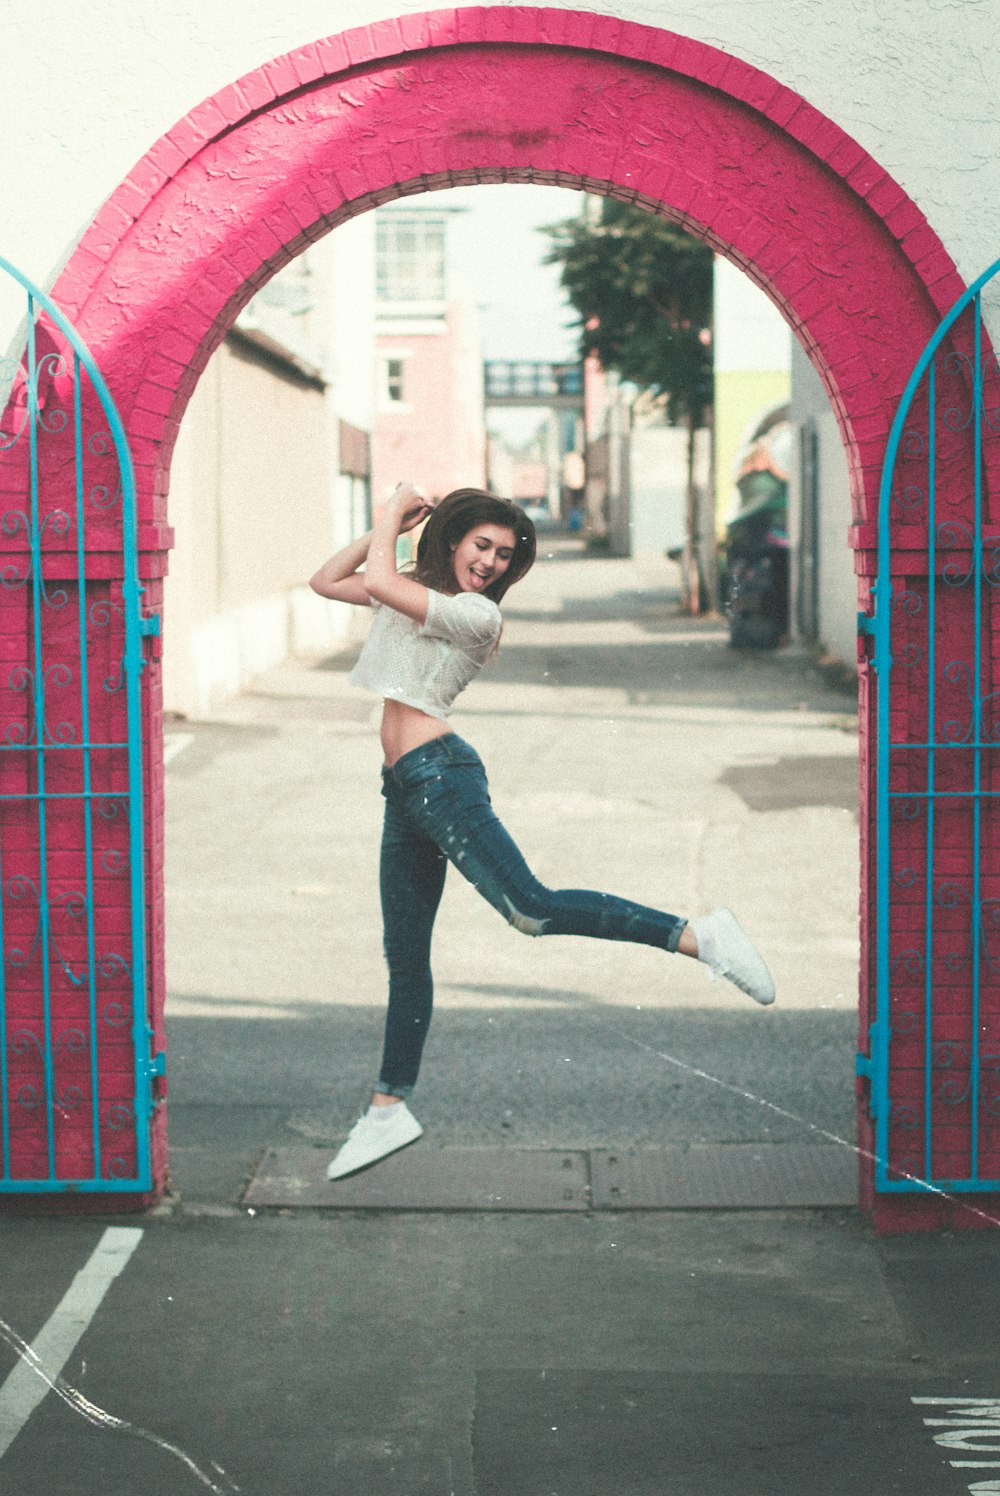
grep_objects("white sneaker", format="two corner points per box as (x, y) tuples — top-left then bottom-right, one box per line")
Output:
(326, 1103), (424, 1180)
(692, 908), (775, 1006)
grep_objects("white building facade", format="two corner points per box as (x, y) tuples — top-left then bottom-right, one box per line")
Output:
(3, 2), (995, 324)
(160, 218), (377, 717)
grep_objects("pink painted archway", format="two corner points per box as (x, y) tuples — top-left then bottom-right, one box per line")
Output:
(17, 8), (981, 1221)
(56, 9), (962, 526)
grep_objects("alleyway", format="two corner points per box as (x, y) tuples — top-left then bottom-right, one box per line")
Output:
(7, 541), (995, 1496)
(162, 536), (861, 1197)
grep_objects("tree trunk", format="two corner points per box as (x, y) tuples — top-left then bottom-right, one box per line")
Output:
(682, 412), (705, 615)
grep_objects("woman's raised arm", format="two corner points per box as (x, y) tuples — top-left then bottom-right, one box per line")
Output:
(362, 483), (436, 624)
(309, 530), (374, 605)
(310, 483), (435, 613)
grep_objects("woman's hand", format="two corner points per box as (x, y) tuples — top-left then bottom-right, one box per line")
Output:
(361, 482), (434, 624)
(308, 482), (433, 607)
(389, 482), (435, 535)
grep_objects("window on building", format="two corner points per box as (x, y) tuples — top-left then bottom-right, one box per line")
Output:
(383, 357), (406, 404)
(376, 214), (447, 304)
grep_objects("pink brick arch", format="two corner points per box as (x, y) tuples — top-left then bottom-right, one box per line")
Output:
(30, 7), (979, 1220)
(55, 9), (965, 530)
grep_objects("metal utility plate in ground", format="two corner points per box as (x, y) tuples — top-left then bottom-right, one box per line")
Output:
(590, 1144), (855, 1209)
(242, 1144), (855, 1210)
(243, 1146), (590, 1210)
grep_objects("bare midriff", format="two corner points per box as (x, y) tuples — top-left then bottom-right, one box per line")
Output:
(380, 698), (452, 766)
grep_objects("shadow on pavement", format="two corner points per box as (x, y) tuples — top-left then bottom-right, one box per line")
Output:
(164, 999), (857, 1204)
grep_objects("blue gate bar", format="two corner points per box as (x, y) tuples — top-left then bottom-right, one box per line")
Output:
(25, 300), (58, 1180)
(0, 743), (132, 752)
(924, 357), (936, 1184)
(0, 810), (7, 1181)
(73, 357), (103, 1179)
(970, 292), (983, 1181)
(889, 791), (1000, 800)
(0, 792), (134, 803)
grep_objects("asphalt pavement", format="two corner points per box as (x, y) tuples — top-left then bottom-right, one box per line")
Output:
(2, 537), (999, 1496)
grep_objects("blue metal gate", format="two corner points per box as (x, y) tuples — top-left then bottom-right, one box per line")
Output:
(865, 257), (1000, 1193)
(0, 256), (159, 1192)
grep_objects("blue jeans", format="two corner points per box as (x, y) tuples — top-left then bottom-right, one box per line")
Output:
(376, 733), (686, 1097)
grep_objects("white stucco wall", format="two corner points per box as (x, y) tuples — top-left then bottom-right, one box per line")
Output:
(629, 423), (696, 557)
(2, 1), (997, 334)
(788, 335), (856, 670)
(2, 5), (996, 681)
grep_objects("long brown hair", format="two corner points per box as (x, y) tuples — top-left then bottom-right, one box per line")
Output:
(414, 489), (536, 603)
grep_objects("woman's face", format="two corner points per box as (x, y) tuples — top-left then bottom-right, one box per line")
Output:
(450, 524), (518, 594)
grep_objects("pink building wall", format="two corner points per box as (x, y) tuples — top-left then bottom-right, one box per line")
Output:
(510, 461), (548, 501)
(372, 298), (486, 505)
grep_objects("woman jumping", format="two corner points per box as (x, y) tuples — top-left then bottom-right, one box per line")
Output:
(310, 484), (775, 1180)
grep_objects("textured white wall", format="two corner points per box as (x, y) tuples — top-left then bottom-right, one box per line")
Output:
(3, 0), (997, 307)
(5, 2), (989, 674)
(789, 333), (856, 668)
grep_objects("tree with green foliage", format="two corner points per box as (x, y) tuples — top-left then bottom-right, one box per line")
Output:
(544, 198), (714, 609)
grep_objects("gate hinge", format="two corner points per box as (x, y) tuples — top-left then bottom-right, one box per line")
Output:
(856, 608), (877, 666)
(856, 1022), (882, 1118)
(855, 1049), (876, 1119)
(138, 611), (162, 667)
(148, 1049), (166, 1099)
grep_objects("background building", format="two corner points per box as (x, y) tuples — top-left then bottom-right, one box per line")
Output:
(713, 258), (792, 535)
(371, 203), (487, 505)
(484, 359), (584, 516)
(162, 217), (376, 717)
(788, 337), (856, 670)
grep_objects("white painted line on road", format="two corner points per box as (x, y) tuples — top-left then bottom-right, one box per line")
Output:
(0, 1226), (142, 1458)
(164, 731), (195, 765)
(912, 1399), (1000, 1490)
(0, 1229), (238, 1491)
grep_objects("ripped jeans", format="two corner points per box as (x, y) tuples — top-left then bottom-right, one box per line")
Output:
(376, 733), (687, 1098)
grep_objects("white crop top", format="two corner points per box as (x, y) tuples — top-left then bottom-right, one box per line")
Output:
(349, 589), (502, 721)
